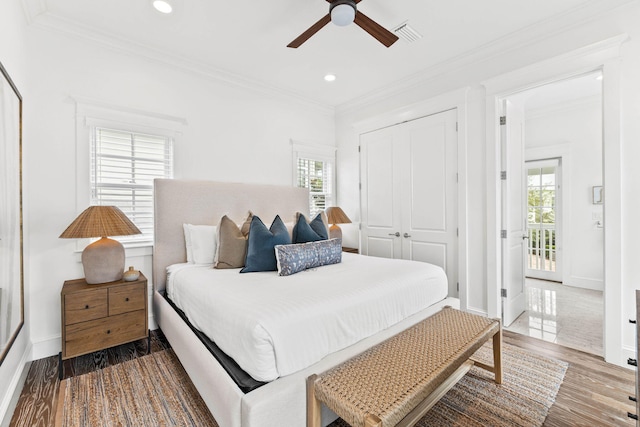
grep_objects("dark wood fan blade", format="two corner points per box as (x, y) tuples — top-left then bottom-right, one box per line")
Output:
(287, 14), (331, 48)
(354, 11), (399, 47)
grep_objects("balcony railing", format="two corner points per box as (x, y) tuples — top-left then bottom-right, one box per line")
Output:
(527, 223), (556, 272)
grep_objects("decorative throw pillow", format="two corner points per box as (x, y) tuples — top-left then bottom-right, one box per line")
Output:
(241, 215), (291, 273)
(214, 213), (252, 269)
(275, 238), (342, 276)
(292, 212), (329, 243)
(183, 224), (217, 264)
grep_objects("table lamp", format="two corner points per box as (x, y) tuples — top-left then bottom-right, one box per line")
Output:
(324, 206), (352, 240)
(60, 206), (141, 284)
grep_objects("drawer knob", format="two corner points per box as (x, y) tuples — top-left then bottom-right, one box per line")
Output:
(125, 297), (130, 302)
(106, 330), (111, 334)
(85, 305), (89, 309)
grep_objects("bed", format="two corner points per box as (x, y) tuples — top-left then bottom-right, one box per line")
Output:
(152, 179), (459, 427)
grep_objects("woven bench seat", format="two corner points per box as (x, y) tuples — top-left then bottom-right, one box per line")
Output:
(307, 306), (502, 427)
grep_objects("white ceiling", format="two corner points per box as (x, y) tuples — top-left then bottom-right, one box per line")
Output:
(25, 0), (624, 107)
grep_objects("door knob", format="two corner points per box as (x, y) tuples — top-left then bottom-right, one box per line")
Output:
(388, 232), (400, 237)
(403, 233), (411, 238)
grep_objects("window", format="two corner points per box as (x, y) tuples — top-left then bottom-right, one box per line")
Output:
(90, 127), (173, 244)
(292, 141), (335, 216)
(296, 157), (333, 215)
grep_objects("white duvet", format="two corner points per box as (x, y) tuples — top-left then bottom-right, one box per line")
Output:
(167, 253), (448, 382)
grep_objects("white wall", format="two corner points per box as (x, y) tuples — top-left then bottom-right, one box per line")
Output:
(0, 1), (30, 423)
(525, 97), (604, 290)
(335, 2), (640, 363)
(21, 18), (335, 360)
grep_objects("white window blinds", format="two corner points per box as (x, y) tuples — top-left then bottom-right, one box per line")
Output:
(296, 157), (333, 216)
(90, 127), (173, 243)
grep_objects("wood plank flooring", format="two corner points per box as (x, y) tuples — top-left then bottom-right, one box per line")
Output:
(8, 330), (636, 426)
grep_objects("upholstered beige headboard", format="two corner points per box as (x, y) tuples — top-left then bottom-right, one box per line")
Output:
(153, 179), (309, 291)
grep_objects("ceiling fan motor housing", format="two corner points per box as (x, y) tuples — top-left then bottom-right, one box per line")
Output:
(330, 0), (357, 26)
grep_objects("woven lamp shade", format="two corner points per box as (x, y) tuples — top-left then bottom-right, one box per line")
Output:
(325, 206), (352, 225)
(60, 206), (141, 284)
(324, 207), (351, 241)
(60, 206), (141, 238)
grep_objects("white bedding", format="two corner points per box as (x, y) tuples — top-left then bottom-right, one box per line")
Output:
(167, 253), (448, 382)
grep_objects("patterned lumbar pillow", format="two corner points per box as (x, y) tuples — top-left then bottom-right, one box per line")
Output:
(274, 238), (342, 276)
(292, 212), (328, 243)
(241, 215), (291, 273)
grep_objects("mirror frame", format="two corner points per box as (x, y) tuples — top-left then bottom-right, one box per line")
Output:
(0, 60), (24, 366)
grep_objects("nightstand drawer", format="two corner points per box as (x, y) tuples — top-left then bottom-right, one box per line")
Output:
(65, 310), (146, 357)
(109, 282), (145, 316)
(64, 289), (108, 325)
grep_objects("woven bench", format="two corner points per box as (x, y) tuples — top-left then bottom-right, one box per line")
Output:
(307, 306), (502, 427)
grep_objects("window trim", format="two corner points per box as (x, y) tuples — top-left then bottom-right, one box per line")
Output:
(291, 139), (337, 215)
(73, 97), (185, 249)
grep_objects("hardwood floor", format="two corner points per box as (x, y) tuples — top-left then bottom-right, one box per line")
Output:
(8, 330), (636, 426)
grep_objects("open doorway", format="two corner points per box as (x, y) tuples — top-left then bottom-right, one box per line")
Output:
(502, 71), (604, 356)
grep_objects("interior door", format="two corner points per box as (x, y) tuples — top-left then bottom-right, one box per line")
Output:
(501, 99), (527, 327)
(400, 110), (458, 296)
(360, 126), (402, 258)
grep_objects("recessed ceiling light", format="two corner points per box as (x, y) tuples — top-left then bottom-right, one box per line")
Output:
(324, 74), (337, 82)
(153, 0), (173, 14)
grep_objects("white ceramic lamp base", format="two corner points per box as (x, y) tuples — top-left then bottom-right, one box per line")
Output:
(329, 224), (342, 241)
(82, 237), (125, 284)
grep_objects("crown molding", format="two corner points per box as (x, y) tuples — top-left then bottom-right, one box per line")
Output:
(25, 10), (335, 117)
(336, 0), (637, 115)
(20, 0), (46, 24)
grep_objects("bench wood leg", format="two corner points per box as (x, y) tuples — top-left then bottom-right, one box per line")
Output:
(493, 323), (503, 384)
(307, 374), (321, 427)
(396, 360), (474, 427)
(364, 414), (382, 427)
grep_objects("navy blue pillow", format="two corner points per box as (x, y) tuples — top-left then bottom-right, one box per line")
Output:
(292, 213), (328, 243)
(241, 215), (291, 273)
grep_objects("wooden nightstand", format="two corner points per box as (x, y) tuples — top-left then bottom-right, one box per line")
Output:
(342, 247), (359, 254)
(59, 273), (149, 379)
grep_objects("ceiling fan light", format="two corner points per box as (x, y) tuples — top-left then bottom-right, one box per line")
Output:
(330, 1), (356, 27)
(152, 0), (173, 14)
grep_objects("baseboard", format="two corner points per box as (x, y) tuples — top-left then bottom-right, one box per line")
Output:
(566, 276), (604, 291)
(31, 335), (61, 361)
(0, 343), (32, 426)
(466, 306), (488, 317)
(149, 313), (158, 331)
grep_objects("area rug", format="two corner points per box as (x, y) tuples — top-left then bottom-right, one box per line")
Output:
(56, 344), (567, 427)
(55, 349), (218, 427)
(331, 342), (568, 427)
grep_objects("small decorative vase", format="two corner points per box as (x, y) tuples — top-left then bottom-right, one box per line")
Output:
(123, 266), (140, 281)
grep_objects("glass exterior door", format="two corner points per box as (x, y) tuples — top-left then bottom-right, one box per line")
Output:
(526, 159), (561, 281)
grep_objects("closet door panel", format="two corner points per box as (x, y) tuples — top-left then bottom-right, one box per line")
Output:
(406, 123), (447, 231)
(360, 108), (458, 297)
(401, 110), (458, 295)
(408, 241), (447, 272)
(360, 128), (402, 258)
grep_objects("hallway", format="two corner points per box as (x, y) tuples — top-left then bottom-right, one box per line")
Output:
(505, 278), (603, 356)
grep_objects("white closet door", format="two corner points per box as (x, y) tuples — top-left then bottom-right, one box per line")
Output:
(360, 109), (458, 295)
(400, 109), (458, 296)
(360, 126), (402, 259)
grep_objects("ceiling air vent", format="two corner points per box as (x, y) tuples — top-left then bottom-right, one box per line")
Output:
(393, 21), (423, 43)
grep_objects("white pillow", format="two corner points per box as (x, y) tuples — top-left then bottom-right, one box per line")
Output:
(183, 224), (217, 264)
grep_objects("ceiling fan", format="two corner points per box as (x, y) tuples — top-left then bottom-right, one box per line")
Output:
(287, 0), (399, 48)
